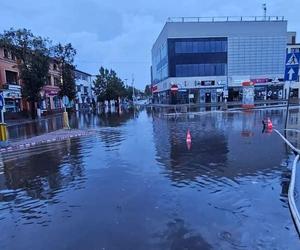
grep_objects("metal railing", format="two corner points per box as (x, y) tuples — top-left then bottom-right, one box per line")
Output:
(274, 129), (300, 235)
(167, 16), (285, 23)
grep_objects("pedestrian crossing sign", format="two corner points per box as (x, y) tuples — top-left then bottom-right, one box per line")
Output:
(286, 53), (299, 66)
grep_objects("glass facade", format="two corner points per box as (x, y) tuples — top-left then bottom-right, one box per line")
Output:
(175, 40), (227, 53)
(176, 63), (226, 77)
(168, 38), (228, 78)
(152, 41), (168, 84)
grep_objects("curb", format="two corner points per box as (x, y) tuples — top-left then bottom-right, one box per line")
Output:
(0, 130), (94, 153)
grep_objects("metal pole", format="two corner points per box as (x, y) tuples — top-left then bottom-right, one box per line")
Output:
(188, 88), (190, 112)
(285, 81), (291, 130)
(1, 110), (4, 124)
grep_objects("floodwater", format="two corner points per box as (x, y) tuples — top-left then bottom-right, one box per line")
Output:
(1, 107), (300, 249)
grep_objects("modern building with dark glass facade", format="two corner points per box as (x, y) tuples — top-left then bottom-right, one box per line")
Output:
(151, 16), (287, 104)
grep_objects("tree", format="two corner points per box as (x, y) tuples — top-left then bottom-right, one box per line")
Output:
(125, 85), (141, 100)
(0, 28), (51, 119)
(53, 43), (77, 101)
(94, 67), (126, 103)
(144, 85), (152, 96)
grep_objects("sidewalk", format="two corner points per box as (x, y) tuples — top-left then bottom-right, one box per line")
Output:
(5, 113), (64, 127)
(0, 129), (95, 151)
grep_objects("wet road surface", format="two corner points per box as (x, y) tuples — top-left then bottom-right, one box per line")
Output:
(1, 108), (300, 249)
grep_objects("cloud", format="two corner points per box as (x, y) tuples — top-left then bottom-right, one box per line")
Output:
(0, 0), (299, 89)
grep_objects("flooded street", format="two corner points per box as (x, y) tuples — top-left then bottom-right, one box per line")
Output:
(1, 108), (300, 249)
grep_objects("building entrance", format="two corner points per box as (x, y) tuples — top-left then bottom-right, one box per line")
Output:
(205, 93), (211, 103)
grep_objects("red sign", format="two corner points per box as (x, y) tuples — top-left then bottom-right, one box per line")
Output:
(170, 84), (178, 91)
(250, 78), (269, 84)
(242, 81), (254, 86)
(151, 84), (158, 93)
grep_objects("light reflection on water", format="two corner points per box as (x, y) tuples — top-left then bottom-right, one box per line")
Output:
(0, 108), (300, 250)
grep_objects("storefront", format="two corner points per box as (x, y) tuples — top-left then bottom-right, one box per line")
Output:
(228, 87), (243, 102)
(41, 85), (61, 110)
(1, 84), (22, 112)
(199, 87), (224, 104)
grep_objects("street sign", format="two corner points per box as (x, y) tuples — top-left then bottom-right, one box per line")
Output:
(0, 93), (4, 110)
(285, 53), (300, 81)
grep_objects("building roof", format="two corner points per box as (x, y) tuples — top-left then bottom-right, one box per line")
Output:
(74, 68), (91, 76)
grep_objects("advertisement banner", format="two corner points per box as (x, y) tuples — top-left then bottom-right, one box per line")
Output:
(242, 81), (254, 108)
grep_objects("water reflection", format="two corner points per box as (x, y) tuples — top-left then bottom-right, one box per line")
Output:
(0, 138), (85, 226)
(154, 219), (212, 250)
(1, 108), (300, 249)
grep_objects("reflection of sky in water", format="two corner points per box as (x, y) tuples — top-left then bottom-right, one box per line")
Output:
(0, 108), (300, 249)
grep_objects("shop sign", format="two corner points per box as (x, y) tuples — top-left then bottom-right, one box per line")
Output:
(201, 80), (215, 86)
(151, 84), (158, 93)
(43, 85), (59, 96)
(250, 78), (269, 84)
(170, 84), (179, 91)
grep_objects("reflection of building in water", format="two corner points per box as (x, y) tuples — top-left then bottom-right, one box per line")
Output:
(152, 114), (228, 183)
(0, 138), (85, 202)
(152, 110), (287, 184)
(286, 108), (300, 148)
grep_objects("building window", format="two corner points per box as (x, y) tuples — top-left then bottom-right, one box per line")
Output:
(11, 52), (16, 61)
(5, 71), (18, 84)
(47, 76), (52, 85)
(4, 49), (9, 58)
(53, 96), (61, 109)
(84, 86), (88, 94)
(54, 77), (60, 86)
(176, 63), (226, 77)
(174, 38), (227, 54)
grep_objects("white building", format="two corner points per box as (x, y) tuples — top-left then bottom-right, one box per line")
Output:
(151, 16), (287, 104)
(74, 69), (95, 109)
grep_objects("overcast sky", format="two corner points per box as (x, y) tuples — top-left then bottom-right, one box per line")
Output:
(1, 0), (299, 89)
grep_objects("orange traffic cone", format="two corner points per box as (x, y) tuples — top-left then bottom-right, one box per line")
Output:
(186, 129), (192, 143)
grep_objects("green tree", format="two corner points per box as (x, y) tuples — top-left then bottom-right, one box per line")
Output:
(53, 43), (77, 100)
(144, 85), (151, 96)
(94, 67), (126, 103)
(0, 28), (51, 119)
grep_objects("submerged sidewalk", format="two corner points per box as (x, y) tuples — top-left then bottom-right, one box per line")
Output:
(0, 129), (95, 152)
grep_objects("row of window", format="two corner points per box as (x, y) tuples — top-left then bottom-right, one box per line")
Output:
(176, 63), (226, 77)
(3, 49), (17, 61)
(75, 71), (90, 81)
(175, 40), (227, 54)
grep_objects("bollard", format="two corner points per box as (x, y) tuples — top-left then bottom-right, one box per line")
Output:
(63, 111), (70, 129)
(0, 123), (8, 141)
(0, 109), (7, 141)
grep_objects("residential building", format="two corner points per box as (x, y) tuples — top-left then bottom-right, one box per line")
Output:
(39, 60), (62, 111)
(151, 16), (287, 104)
(74, 69), (94, 109)
(0, 47), (22, 112)
(0, 47), (63, 113)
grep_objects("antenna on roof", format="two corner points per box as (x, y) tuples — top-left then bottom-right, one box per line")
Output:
(262, 3), (267, 20)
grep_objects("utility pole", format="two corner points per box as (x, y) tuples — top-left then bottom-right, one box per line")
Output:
(285, 80), (292, 130)
(132, 74), (135, 104)
(263, 3), (267, 20)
